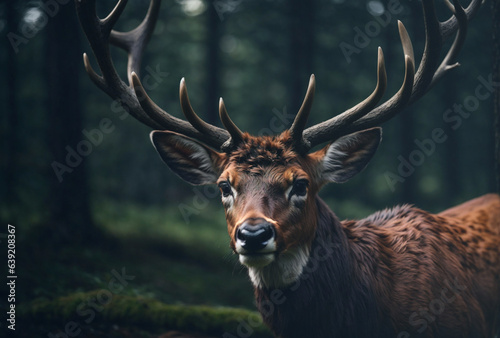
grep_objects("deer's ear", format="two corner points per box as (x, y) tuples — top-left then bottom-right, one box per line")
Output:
(314, 127), (381, 184)
(150, 131), (223, 185)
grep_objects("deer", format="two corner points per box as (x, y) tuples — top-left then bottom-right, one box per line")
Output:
(75, 0), (500, 337)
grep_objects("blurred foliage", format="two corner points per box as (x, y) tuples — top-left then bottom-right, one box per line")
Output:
(0, 0), (497, 336)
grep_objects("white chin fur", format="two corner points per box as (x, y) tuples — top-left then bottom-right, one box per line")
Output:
(246, 245), (310, 289)
(239, 253), (275, 268)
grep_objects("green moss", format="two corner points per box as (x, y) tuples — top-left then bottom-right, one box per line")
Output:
(20, 291), (273, 337)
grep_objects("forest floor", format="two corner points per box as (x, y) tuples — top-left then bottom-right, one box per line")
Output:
(11, 201), (273, 337)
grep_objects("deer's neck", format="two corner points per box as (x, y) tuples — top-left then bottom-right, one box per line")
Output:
(253, 197), (382, 338)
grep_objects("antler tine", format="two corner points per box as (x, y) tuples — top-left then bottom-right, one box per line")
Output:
(102, 0), (128, 34)
(219, 98), (244, 151)
(430, 0), (467, 86)
(299, 48), (387, 149)
(440, 0), (482, 41)
(82, 53), (106, 91)
(132, 73), (229, 147)
(180, 78), (217, 134)
(398, 20), (415, 62)
(109, 0), (160, 83)
(129, 72), (193, 134)
(290, 74), (316, 151)
(302, 0), (479, 148)
(76, 0), (230, 149)
(179, 78), (231, 146)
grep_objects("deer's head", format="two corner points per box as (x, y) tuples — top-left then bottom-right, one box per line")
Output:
(150, 84), (382, 287)
(76, 0), (476, 288)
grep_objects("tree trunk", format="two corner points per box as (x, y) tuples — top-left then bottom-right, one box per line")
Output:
(45, 1), (95, 243)
(2, 0), (21, 220)
(205, 4), (222, 125)
(288, 0), (315, 113)
(493, 0), (500, 193)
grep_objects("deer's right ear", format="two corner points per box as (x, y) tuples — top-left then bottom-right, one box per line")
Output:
(150, 131), (223, 185)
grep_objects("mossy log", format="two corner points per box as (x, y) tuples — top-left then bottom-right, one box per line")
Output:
(18, 291), (273, 337)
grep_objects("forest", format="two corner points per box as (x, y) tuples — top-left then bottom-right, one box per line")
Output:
(0, 0), (499, 336)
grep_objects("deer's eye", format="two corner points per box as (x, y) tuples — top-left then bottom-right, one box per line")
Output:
(218, 181), (233, 197)
(289, 179), (308, 199)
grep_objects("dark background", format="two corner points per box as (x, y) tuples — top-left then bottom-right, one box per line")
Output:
(0, 0), (498, 337)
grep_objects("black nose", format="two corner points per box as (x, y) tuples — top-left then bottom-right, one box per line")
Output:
(236, 219), (275, 252)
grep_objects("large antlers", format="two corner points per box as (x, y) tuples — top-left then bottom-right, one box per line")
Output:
(291, 0), (482, 153)
(75, 0), (230, 149)
(76, 0), (482, 154)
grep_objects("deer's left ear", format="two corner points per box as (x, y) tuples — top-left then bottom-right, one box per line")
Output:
(314, 127), (382, 183)
(150, 131), (223, 185)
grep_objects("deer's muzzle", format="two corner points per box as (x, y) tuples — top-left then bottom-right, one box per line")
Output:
(235, 218), (276, 267)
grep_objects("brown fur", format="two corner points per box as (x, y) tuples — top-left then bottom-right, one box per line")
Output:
(228, 132), (299, 172)
(343, 195), (500, 336)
